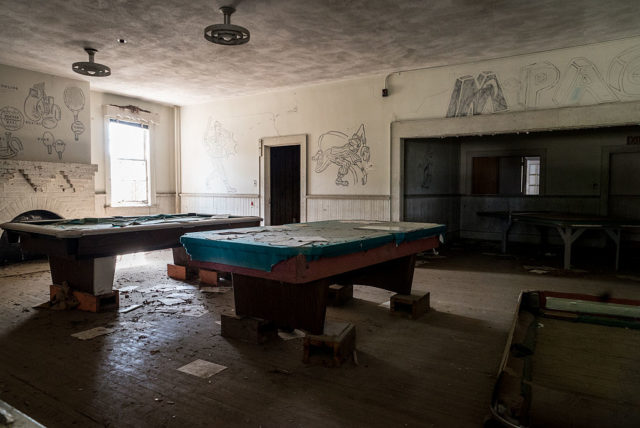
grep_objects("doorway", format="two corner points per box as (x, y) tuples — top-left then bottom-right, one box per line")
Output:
(260, 134), (307, 226)
(270, 145), (300, 225)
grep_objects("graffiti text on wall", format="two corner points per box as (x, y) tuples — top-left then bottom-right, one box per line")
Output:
(446, 71), (508, 117)
(313, 124), (371, 187)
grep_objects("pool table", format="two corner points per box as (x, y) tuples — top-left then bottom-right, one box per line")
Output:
(181, 220), (446, 334)
(1, 214), (261, 295)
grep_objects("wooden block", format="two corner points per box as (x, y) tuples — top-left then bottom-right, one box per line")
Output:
(220, 312), (278, 344)
(50, 284), (119, 312)
(303, 321), (356, 367)
(167, 263), (198, 281)
(199, 268), (219, 286)
(390, 292), (430, 319)
(327, 284), (353, 306)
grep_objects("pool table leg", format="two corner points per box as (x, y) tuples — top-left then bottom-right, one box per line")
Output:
(49, 255), (116, 295)
(335, 254), (416, 295)
(232, 274), (330, 335)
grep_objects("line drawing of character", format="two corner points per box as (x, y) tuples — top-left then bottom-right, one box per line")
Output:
(0, 131), (23, 159)
(24, 82), (61, 129)
(54, 139), (66, 160)
(312, 123), (371, 186)
(64, 86), (86, 140)
(203, 117), (237, 193)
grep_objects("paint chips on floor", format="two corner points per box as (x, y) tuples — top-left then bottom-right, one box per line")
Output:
(177, 359), (227, 378)
(71, 326), (114, 340)
(277, 329), (305, 340)
(200, 286), (232, 293)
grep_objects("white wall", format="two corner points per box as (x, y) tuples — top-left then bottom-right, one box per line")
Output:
(179, 36), (640, 222)
(0, 64), (91, 163)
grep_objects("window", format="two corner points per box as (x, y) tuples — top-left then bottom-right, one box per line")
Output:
(107, 119), (150, 206)
(472, 155), (541, 195)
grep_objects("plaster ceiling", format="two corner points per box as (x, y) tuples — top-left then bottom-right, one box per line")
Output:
(1, 0), (638, 106)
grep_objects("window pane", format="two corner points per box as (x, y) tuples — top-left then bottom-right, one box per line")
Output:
(109, 121), (147, 159)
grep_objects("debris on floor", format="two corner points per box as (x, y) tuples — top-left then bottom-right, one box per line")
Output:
(71, 326), (115, 340)
(523, 265), (557, 274)
(177, 359), (227, 378)
(200, 286), (232, 293)
(119, 304), (143, 313)
(277, 329), (305, 340)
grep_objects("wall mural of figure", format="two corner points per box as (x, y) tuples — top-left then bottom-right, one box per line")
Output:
(23, 82), (61, 129)
(0, 131), (23, 159)
(63, 86), (85, 140)
(203, 117), (237, 193)
(312, 124), (371, 187)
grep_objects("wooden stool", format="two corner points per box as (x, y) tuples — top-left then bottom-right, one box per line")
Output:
(327, 284), (353, 306)
(50, 284), (119, 312)
(303, 321), (356, 367)
(390, 292), (430, 319)
(220, 312), (278, 344)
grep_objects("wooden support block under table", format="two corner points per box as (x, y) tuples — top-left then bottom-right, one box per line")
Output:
(303, 321), (356, 367)
(220, 312), (278, 344)
(50, 284), (119, 312)
(198, 268), (219, 286)
(167, 263), (198, 281)
(327, 284), (354, 306)
(390, 292), (430, 319)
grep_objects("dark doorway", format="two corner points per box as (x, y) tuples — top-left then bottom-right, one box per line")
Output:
(270, 145), (300, 225)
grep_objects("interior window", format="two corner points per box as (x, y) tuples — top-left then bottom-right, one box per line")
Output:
(108, 119), (150, 206)
(472, 155), (541, 195)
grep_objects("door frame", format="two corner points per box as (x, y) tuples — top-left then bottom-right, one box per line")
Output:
(260, 134), (307, 225)
(600, 144), (640, 216)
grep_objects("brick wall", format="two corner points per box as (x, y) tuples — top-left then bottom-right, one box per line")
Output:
(0, 160), (98, 223)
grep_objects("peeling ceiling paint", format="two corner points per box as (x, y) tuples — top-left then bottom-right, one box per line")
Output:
(0, 0), (638, 106)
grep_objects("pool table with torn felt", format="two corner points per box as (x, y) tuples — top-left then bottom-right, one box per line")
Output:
(181, 220), (446, 334)
(1, 214), (261, 296)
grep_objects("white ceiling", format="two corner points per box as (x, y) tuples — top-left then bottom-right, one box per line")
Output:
(1, 0), (638, 106)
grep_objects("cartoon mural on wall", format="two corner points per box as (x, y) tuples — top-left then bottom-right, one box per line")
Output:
(24, 82), (61, 129)
(203, 117), (237, 193)
(63, 86), (85, 141)
(312, 124), (371, 186)
(0, 106), (24, 131)
(38, 131), (66, 159)
(0, 131), (23, 159)
(446, 71), (508, 117)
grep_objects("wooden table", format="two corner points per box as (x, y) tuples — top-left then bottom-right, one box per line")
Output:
(181, 220), (446, 334)
(478, 211), (640, 270)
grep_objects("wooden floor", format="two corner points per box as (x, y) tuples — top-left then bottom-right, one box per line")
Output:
(1, 242), (639, 427)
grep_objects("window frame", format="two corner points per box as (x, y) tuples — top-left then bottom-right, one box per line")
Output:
(465, 148), (546, 196)
(104, 116), (156, 208)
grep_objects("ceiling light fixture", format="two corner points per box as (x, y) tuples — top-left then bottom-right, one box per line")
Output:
(204, 6), (250, 46)
(72, 48), (111, 77)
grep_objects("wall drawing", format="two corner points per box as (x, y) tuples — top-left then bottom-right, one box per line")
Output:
(518, 44), (640, 109)
(0, 106), (24, 131)
(420, 148), (434, 189)
(23, 82), (61, 129)
(312, 124), (371, 187)
(608, 45), (640, 100)
(0, 131), (23, 159)
(63, 86), (85, 140)
(519, 62), (560, 109)
(446, 71), (508, 117)
(203, 117), (237, 193)
(553, 58), (617, 105)
(38, 131), (66, 159)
